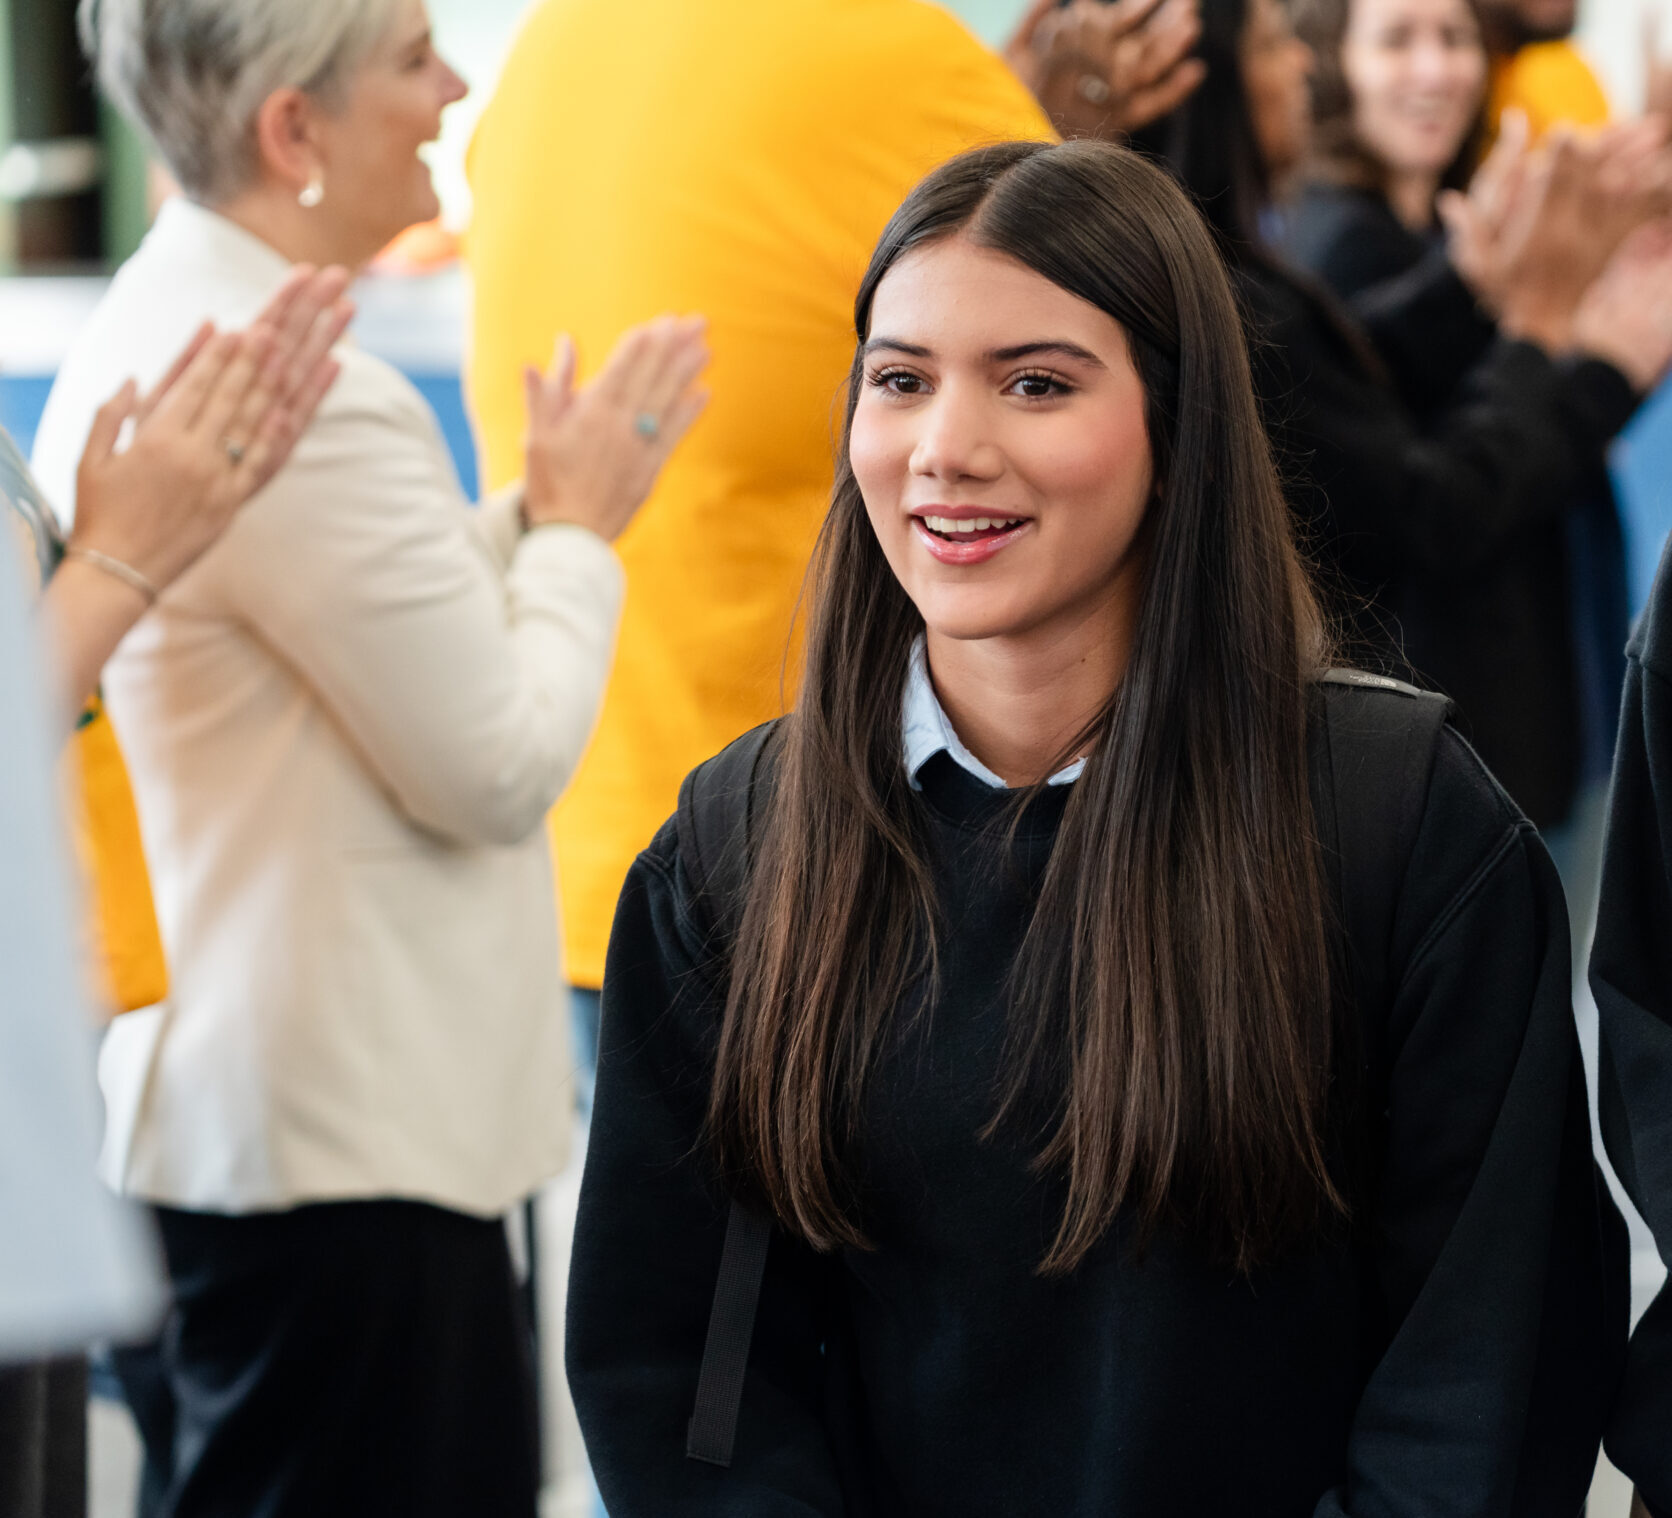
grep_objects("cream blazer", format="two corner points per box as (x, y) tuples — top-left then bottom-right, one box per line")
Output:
(31, 199), (621, 1216)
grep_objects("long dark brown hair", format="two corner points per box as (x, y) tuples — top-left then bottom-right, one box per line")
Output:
(706, 140), (1340, 1276)
(1292, 0), (1488, 197)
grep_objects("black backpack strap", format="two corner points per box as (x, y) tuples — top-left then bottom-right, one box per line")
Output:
(685, 1202), (775, 1466)
(1317, 669), (1451, 997)
(673, 721), (782, 1470)
(675, 721), (779, 955)
(1315, 665), (1453, 1158)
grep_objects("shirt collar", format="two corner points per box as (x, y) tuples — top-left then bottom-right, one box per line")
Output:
(902, 635), (1084, 791)
(145, 197), (306, 312)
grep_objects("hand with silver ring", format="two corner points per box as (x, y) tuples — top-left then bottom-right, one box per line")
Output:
(521, 313), (710, 543)
(51, 265), (353, 725)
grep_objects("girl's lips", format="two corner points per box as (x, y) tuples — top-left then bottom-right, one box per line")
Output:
(910, 515), (1031, 566)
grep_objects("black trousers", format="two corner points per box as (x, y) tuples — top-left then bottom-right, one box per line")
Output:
(0, 1358), (86, 1518)
(153, 1198), (540, 1518)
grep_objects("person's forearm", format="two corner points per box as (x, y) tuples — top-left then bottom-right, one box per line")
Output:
(38, 559), (152, 736)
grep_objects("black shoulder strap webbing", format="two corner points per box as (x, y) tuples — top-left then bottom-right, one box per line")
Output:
(674, 722), (780, 1469)
(686, 1202), (774, 1466)
(675, 721), (777, 955)
(1317, 668), (1452, 1024)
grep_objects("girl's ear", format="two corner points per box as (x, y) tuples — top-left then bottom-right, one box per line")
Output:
(251, 87), (323, 200)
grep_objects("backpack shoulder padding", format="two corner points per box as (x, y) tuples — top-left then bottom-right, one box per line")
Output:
(674, 719), (784, 948)
(1313, 668), (1453, 1021)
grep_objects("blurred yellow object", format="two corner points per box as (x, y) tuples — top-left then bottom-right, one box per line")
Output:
(4, 427), (167, 1018)
(466, 0), (1052, 987)
(1489, 41), (1610, 139)
(65, 694), (168, 1016)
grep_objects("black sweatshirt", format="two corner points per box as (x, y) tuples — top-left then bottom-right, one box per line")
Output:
(1282, 183), (1497, 421)
(569, 686), (1624, 1516)
(1591, 536), (1672, 1513)
(1239, 246), (1636, 826)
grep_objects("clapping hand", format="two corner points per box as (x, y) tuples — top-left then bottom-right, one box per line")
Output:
(520, 315), (709, 542)
(1005, 0), (1206, 141)
(1441, 111), (1672, 351)
(69, 264), (353, 595)
(1571, 217), (1672, 392)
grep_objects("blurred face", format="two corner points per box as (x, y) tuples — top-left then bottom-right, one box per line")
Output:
(849, 237), (1154, 654)
(311, 0), (467, 255)
(1476, 0), (1576, 46)
(1244, 0), (1318, 178)
(1343, 0), (1487, 178)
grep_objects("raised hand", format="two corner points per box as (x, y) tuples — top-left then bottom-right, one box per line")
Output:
(1571, 217), (1672, 392)
(1005, 0), (1205, 141)
(68, 264), (353, 596)
(1443, 115), (1672, 352)
(520, 315), (709, 543)
(1437, 108), (1535, 314)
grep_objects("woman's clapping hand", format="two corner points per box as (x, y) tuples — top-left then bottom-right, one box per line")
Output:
(520, 315), (709, 542)
(69, 264), (353, 594)
(1571, 218), (1672, 393)
(1441, 111), (1672, 353)
(1005, 0), (1206, 142)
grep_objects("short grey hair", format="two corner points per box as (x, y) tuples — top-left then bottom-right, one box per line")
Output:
(80, 0), (406, 203)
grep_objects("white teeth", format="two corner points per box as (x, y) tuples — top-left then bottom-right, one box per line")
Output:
(921, 514), (1023, 535)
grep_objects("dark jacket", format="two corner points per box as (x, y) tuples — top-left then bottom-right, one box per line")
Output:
(1277, 181), (1634, 826)
(1590, 534), (1672, 1514)
(568, 684), (1624, 1516)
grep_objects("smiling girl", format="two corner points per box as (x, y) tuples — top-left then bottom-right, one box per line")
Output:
(568, 140), (1619, 1516)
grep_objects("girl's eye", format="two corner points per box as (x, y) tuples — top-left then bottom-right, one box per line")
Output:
(868, 368), (927, 396)
(1009, 371), (1071, 400)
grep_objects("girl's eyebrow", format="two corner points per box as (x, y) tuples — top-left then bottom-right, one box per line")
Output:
(861, 337), (1106, 368)
(989, 341), (1106, 367)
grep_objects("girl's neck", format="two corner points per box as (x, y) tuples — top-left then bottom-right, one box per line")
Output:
(1385, 169), (1442, 234)
(924, 595), (1136, 788)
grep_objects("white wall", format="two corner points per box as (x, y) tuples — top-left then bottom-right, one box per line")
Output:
(1575, 0), (1672, 115)
(425, 0), (534, 226)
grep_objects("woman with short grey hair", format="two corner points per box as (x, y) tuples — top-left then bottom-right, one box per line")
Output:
(31, 1), (708, 1514)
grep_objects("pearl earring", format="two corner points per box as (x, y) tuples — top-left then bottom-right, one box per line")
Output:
(298, 175), (324, 209)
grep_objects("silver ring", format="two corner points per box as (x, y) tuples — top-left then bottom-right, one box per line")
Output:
(634, 411), (660, 440)
(221, 437), (247, 466)
(1077, 74), (1111, 105)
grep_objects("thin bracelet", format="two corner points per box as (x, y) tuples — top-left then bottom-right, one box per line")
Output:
(64, 548), (160, 605)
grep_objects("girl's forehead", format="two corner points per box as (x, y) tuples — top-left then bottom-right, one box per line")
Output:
(869, 241), (1129, 351)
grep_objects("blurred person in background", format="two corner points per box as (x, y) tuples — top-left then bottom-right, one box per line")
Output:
(2, 271), (345, 1518)
(1282, 0), (1667, 925)
(1591, 509), (1672, 1518)
(1130, 0), (1672, 836)
(29, 0), (707, 1512)
(1476, 0), (1607, 136)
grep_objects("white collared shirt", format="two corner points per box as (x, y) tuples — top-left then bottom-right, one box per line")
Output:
(902, 636), (1085, 790)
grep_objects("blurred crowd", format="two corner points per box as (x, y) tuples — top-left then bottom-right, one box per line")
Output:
(4, 0), (1672, 1513)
